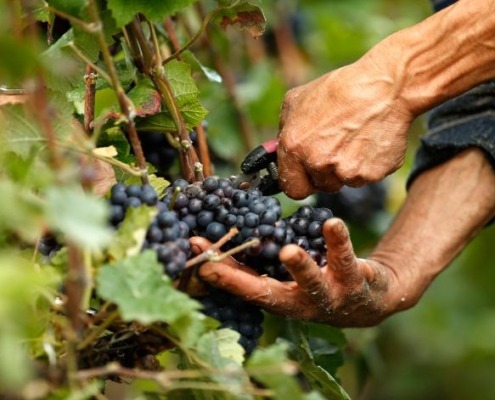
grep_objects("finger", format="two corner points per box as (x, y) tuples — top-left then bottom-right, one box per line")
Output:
(189, 236), (212, 254)
(199, 261), (301, 313)
(189, 236), (239, 269)
(277, 139), (316, 199)
(279, 244), (329, 303)
(308, 167), (343, 193)
(323, 218), (360, 284)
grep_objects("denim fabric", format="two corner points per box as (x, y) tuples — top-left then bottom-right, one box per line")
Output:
(407, 81), (495, 187)
(407, 0), (495, 188)
(430, 0), (457, 12)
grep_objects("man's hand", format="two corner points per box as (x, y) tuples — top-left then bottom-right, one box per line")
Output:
(277, 59), (414, 199)
(277, 0), (495, 200)
(191, 218), (403, 327)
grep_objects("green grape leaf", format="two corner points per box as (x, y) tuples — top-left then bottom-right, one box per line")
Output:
(196, 330), (253, 399)
(0, 179), (43, 243)
(134, 61), (208, 132)
(0, 36), (40, 86)
(46, 0), (87, 19)
(96, 126), (133, 163)
(0, 254), (60, 390)
(42, 28), (100, 93)
(216, 2), (266, 38)
(247, 341), (326, 400)
(181, 51), (223, 83)
(44, 186), (113, 250)
(96, 250), (201, 325)
(67, 60), (134, 105)
(148, 174), (170, 197)
(107, 0), (197, 27)
(0, 92), (77, 159)
(107, 205), (157, 261)
(201, 329), (245, 365)
(0, 105), (43, 159)
(165, 60), (207, 119)
(134, 113), (176, 132)
(289, 322), (351, 400)
(126, 79), (162, 117)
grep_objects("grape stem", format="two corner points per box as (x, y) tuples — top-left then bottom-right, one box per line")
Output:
(194, 3), (254, 152)
(125, 17), (203, 183)
(87, 0), (149, 185)
(185, 231), (260, 268)
(163, 18), (213, 176)
(84, 65), (97, 135)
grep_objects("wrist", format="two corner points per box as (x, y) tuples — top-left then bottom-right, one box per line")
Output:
(362, 0), (495, 116)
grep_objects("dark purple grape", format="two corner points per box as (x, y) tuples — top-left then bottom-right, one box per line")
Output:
(124, 197), (142, 208)
(126, 184), (141, 197)
(146, 226), (163, 243)
(110, 190), (127, 205)
(260, 209), (277, 225)
(140, 184), (158, 205)
(173, 193), (189, 209)
(157, 211), (177, 228)
(202, 194), (221, 210)
(188, 198), (203, 213)
(197, 210), (214, 227)
(307, 221), (322, 237)
(244, 212), (260, 228)
(203, 176), (219, 192)
(206, 222), (226, 242)
(110, 205), (124, 225)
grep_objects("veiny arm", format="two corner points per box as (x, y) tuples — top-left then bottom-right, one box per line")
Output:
(276, 0), (495, 198)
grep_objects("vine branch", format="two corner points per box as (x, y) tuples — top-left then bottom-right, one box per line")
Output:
(87, 0), (149, 185)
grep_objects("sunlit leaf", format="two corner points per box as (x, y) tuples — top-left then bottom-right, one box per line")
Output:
(247, 341), (327, 400)
(134, 61), (208, 132)
(107, 205), (157, 261)
(44, 185), (113, 250)
(46, 0), (87, 19)
(289, 322), (351, 400)
(107, 0), (197, 27)
(96, 250), (201, 325)
(0, 179), (43, 242)
(126, 79), (162, 117)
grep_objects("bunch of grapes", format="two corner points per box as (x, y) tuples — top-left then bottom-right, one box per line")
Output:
(106, 176), (334, 354)
(108, 182), (191, 278)
(108, 182), (159, 226)
(315, 182), (386, 226)
(200, 288), (264, 355)
(38, 234), (63, 260)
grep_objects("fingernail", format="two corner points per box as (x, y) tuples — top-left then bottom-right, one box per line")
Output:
(191, 245), (201, 255)
(200, 269), (219, 283)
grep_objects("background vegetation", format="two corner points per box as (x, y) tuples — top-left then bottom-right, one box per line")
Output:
(1, 0), (494, 399)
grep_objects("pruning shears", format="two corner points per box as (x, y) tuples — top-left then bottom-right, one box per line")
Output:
(232, 139), (281, 195)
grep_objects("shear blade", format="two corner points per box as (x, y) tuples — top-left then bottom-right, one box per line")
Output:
(231, 173), (261, 190)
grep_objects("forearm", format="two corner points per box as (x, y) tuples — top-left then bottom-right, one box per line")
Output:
(370, 148), (495, 311)
(362, 0), (495, 116)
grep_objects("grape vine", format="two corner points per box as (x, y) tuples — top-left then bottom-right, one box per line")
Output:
(0, 1), (351, 399)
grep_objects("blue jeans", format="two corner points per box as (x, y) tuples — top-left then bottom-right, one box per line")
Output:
(430, 0), (456, 12)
